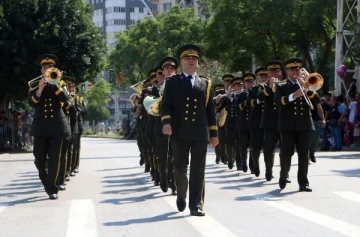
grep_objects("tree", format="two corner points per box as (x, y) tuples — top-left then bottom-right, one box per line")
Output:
(0, 0), (106, 110)
(109, 6), (206, 86)
(84, 78), (111, 122)
(204, 0), (336, 77)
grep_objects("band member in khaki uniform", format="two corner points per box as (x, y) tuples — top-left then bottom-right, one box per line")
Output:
(28, 54), (71, 200)
(274, 58), (320, 192)
(161, 44), (218, 216)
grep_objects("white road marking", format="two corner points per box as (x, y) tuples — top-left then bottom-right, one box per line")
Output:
(163, 196), (238, 237)
(334, 192), (360, 204)
(0, 205), (7, 214)
(66, 199), (97, 237)
(253, 194), (360, 237)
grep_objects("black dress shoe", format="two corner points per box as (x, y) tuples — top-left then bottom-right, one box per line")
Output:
(74, 168), (79, 173)
(279, 178), (287, 189)
(265, 172), (273, 181)
(58, 185), (66, 191)
(65, 176), (70, 182)
(254, 167), (260, 177)
(70, 172), (76, 177)
(171, 189), (177, 195)
(49, 194), (58, 200)
(160, 181), (168, 192)
(190, 209), (205, 217)
(139, 158), (145, 166)
(242, 164), (248, 173)
(154, 181), (160, 186)
(309, 154), (316, 163)
(176, 198), (186, 212)
(228, 161), (234, 170)
(299, 185), (312, 192)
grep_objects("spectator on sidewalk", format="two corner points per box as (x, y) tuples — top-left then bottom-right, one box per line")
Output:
(320, 97), (331, 151)
(329, 96), (344, 151)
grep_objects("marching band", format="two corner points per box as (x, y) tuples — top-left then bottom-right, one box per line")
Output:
(131, 45), (324, 216)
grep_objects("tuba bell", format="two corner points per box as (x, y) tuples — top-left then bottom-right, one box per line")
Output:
(217, 108), (227, 127)
(130, 80), (144, 96)
(143, 95), (162, 116)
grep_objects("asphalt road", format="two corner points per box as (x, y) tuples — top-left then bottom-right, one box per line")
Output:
(0, 137), (359, 237)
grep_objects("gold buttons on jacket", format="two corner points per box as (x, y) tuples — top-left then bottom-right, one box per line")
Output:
(187, 97), (189, 100)
(192, 119), (195, 121)
(294, 112), (297, 115)
(186, 104), (189, 107)
(186, 111), (188, 114)
(194, 99), (197, 102)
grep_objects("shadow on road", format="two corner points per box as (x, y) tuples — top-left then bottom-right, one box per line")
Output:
(103, 211), (184, 226)
(331, 168), (360, 178)
(235, 189), (299, 201)
(0, 171), (47, 205)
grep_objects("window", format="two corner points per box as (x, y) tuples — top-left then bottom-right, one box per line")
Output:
(114, 19), (126, 25)
(113, 7), (126, 12)
(106, 20), (114, 26)
(106, 7), (113, 13)
(129, 7), (135, 13)
(163, 3), (171, 11)
(139, 7), (144, 13)
(129, 19), (135, 25)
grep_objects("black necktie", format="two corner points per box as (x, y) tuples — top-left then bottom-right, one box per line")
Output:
(186, 75), (193, 87)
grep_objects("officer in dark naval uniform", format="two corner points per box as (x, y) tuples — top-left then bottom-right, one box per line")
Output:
(155, 56), (178, 194)
(28, 54), (71, 199)
(257, 60), (289, 182)
(217, 74), (234, 164)
(216, 76), (242, 170)
(213, 83), (225, 164)
(161, 44), (218, 216)
(274, 58), (320, 192)
(236, 73), (255, 173)
(247, 67), (267, 177)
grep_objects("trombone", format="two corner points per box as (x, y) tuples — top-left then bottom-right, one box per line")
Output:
(295, 68), (324, 110)
(28, 67), (63, 91)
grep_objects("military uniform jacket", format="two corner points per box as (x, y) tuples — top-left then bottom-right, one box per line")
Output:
(77, 95), (87, 132)
(274, 79), (320, 132)
(153, 83), (165, 136)
(246, 85), (264, 129)
(235, 90), (250, 132)
(28, 82), (71, 136)
(257, 84), (279, 130)
(220, 93), (240, 129)
(161, 73), (217, 142)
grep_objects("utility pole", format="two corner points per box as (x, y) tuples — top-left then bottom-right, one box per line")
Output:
(335, 0), (360, 96)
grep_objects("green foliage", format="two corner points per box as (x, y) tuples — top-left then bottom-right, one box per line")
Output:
(109, 6), (206, 86)
(0, 0), (106, 109)
(204, 0), (336, 75)
(84, 78), (111, 121)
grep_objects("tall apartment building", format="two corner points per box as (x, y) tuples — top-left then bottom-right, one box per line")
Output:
(83, 0), (158, 126)
(85, 0), (157, 48)
(150, 0), (199, 14)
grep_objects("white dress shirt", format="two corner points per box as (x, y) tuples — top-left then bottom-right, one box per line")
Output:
(183, 72), (195, 87)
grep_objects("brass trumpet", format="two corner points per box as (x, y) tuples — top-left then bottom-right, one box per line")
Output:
(28, 67), (63, 91)
(295, 68), (324, 110)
